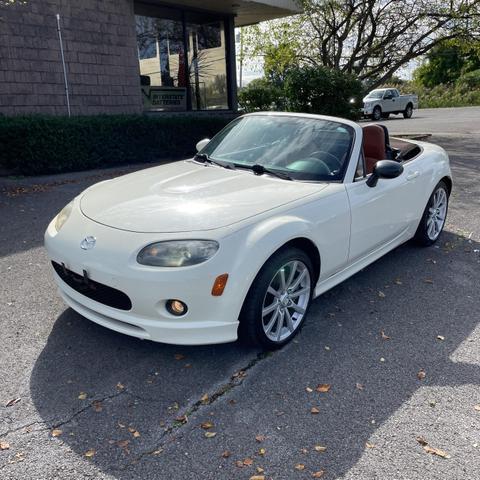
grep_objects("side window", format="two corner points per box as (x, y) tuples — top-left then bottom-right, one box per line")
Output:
(355, 151), (365, 180)
(392, 89), (399, 98)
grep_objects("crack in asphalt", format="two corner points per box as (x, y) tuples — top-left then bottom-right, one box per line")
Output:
(0, 390), (127, 439)
(114, 350), (271, 472)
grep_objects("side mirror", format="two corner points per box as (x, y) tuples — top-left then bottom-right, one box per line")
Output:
(196, 138), (210, 152)
(366, 160), (404, 188)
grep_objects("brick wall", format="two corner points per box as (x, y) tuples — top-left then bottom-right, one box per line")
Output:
(0, 0), (143, 115)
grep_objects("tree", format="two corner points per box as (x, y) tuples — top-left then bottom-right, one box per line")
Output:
(413, 39), (480, 87)
(243, 0), (480, 89)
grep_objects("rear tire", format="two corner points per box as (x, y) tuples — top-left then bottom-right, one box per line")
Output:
(403, 103), (413, 119)
(372, 106), (382, 121)
(239, 247), (313, 349)
(414, 181), (449, 246)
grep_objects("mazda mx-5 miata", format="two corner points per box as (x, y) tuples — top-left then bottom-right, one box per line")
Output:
(45, 113), (452, 348)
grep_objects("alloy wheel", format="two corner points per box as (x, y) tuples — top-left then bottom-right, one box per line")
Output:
(427, 187), (447, 240)
(261, 260), (311, 343)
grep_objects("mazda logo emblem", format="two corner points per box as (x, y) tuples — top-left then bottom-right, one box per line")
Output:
(80, 236), (96, 250)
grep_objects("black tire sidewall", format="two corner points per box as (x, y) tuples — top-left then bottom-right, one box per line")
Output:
(403, 104), (413, 118)
(372, 106), (382, 121)
(238, 247), (314, 349)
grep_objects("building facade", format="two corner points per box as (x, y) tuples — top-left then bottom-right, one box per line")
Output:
(0, 0), (300, 116)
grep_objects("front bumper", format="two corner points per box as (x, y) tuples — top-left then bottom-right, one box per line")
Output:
(44, 214), (240, 345)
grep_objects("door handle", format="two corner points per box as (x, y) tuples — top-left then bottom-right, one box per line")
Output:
(406, 171), (419, 181)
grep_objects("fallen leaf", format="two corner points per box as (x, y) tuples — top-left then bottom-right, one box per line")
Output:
(204, 431), (217, 438)
(417, 369), (426, 380)
(51, 429), (62, 437)
(311, 407), (320, 414)
(381, 330), (391, 340)
(151, 449), (163, 455)
(5, 398), (21, 407)
(235, 460), (244, 468)
(92, 400), (103, 412)
(84, 449), (95, 458)
(312, 472), (325, 478)
(474, 405), (480, 412)
(78, 392), (87, 400)
(416, 436), (428, 446)
(0, 441), (10, 450)
(378, 291), (386, 298)
(201, 421), (214, 430)
(300, 448), (309, 454)
(255, 434), (266, 443)
(174, 354), (185, 360)
(250, 476), (265, 480)
(258, 448), (266, 456)
(424, 279), (434, 284)
(116, 440), (130, 448)
(424, 445), (450, 458)
(116, 382), (125, 390)
(118, 422), (126, 428)
(324, 346), (330, 351)
(365, 442), (375, 449)
(295, 464), (305, 471)
(394, 278), (403, 285)
(221, 450), (231, 458)
(436, 335), (445, 341)
(243, 457), (254, 466)
(256, 467), (265, 473)
(133, 431), (140, 438)
(175, 415), (187, 424)
(200, 393), (209, 404)
(305, 387), (313, 393)
(316, 384), (331, 393)
(314, 445), (327, 452)
(356, 383), (365, 390)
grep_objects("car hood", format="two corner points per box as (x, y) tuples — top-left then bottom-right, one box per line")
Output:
(80, 161), (326, 233)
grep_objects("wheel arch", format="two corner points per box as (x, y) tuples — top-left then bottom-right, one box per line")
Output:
(440, 175), (453, 196)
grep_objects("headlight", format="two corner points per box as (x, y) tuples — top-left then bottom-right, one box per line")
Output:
(54, 202), (73, 232)
(137, 240), (219, 267)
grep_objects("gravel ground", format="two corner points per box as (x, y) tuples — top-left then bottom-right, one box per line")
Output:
(0, 107), (479, 480)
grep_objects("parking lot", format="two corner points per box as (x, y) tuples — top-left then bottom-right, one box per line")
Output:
(0, 107), (479, 480)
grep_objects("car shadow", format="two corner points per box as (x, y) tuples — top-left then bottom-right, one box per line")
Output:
(28, 230), (480, 478)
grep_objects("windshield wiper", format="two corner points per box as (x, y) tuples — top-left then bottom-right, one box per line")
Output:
(235, 163), (294, 181)
(194, 153), (236, 170)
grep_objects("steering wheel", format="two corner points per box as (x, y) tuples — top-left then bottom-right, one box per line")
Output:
(309, 150), (343, 172)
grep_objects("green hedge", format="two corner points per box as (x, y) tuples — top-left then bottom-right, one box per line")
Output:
(0, 114), (235, 175)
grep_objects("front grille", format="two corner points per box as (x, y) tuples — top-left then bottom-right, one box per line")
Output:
(52, 261), (132, 311)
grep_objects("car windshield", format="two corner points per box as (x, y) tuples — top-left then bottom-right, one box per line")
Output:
(366, 90), (384, 99)
(199, 115), (354, 181)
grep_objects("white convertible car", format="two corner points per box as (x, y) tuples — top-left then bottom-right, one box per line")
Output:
(45, 113), (452, 348)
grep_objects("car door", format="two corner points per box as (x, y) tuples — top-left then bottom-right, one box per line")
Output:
(344, 155), (424, 263)
(382, 89), (396, 113)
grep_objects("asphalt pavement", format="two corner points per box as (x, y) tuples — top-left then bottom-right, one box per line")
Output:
(0, 107), (479, 479)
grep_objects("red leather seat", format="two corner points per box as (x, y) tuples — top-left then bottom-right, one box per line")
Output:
(363, 125), (387, 174)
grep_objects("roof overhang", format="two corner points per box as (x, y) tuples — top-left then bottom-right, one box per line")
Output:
(145, 1), (302, 26)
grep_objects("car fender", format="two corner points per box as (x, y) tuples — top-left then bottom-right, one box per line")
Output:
(223, 215), (318, 318)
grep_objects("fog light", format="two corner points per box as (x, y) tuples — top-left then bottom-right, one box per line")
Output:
(166, 299), (187, 316)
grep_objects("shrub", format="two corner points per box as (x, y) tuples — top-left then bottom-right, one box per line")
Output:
(283, 66), (363, 120)
(457, 69), (480, 89)
(0, 114), (234, 175)
(238, 78), (285, 112)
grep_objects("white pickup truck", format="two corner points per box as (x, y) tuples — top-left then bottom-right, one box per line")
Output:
(362, 88), (418, 121)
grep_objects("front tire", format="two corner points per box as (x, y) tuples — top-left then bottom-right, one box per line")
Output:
(239, 247), (313, 349)
(403, 103), (413, 118)
(414, 181), (449, 246)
